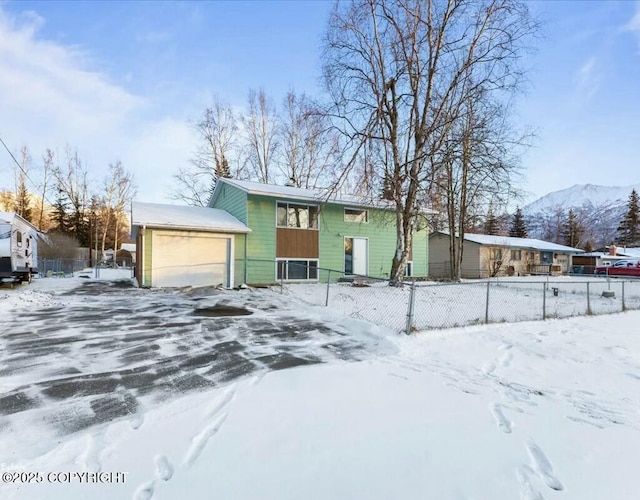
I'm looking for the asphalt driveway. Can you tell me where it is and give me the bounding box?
[0,278,381,438]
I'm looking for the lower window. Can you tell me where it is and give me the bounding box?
[276,259,318,281]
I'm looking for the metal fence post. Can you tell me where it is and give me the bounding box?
[485,281,490,324]
[542,282,546,320]
[325,270,331,307]
[586,281,591,315]
[405,281,416,335]
[622,281,626,312]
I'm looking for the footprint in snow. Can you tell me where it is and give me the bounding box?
[155,455,174,481]
[480,361,496,376]
[79,431,103,473]
[129,411,145,430]
[516,465,545,500]
[249,371,268,386]
[133,480,154,500]
[490,403,512,434]
[183,412,228,467]
[206,386,236,418]
[526,440,564,491]
[498,350,513,368]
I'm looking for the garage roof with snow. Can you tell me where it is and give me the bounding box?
[131,202,250,233]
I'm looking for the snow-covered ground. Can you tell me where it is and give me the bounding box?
[1,273,639,499]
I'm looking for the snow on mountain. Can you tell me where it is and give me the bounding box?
[524,183,640,214]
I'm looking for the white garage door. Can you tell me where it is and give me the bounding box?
[152,231,231,288]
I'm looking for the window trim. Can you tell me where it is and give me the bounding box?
[344,207,369,223]
[510,249,522,261]
[275,258,319,281]
[276,201,319,230]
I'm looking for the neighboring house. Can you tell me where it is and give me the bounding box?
[429,232,584,278]
[120,243,136,261]
[131,202,250,288]
[208,178,429,287]
[573,246,640,274]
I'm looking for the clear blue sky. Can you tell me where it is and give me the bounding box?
[1,0,639,205]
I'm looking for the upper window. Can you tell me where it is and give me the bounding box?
[277,202,318,229]
[344,208,368,223]
[16,231,23,245]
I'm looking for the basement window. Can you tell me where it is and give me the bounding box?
[344,208,368,223]
[276,259,319,281]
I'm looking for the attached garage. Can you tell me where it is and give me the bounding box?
[131,202,250,288]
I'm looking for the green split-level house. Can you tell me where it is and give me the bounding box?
[132,178,429,288]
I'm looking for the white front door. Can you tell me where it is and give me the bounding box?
[345,237,368,276]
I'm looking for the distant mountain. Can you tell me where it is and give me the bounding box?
[523,183,640,247]
[524,183,640,214]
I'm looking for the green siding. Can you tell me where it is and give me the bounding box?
[142,228,153,287]
[210,183,248,224]
[240,194,428,284]
[233,233,247,287]
[319,205,427,279]
[245,195,278,284]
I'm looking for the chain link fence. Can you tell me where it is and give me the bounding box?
[256,258,640,333]
[37,258,90,277]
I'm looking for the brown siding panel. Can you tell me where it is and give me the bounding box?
[277,228,319,258]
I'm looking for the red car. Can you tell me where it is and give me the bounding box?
[595,260,640,276]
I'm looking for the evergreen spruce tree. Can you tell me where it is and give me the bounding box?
[509,207,528,238]
[562,209,583,248]
[616,189,640,247]
[14,176,32,223]
[51,191,70,234]
[484,203,500,235]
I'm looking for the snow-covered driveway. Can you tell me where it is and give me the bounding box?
[0,274,387,448]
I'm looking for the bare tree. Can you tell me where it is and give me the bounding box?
[242,88,279,184]
[53,148,90,246]
[280,90,341,189]
[98,161,136,255]
[323,0,536,283]
[173,98,237,206]
[441,84,525,280]
[37,149,54,231]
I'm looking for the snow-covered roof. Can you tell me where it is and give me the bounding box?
[617,247,640,258]
[214,178,403,211]
[433,231,584,253]
[0,211,38,230]
[120,243,136,253]
[131,202,250,233]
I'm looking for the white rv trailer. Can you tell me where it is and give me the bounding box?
[0,211,39,283]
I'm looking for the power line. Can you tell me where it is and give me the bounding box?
[0,135,56,208]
